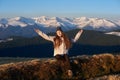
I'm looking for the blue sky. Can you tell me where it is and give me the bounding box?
[0,0,120,20]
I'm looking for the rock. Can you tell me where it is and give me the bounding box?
[0,53,120,80]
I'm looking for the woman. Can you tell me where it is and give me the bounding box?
[34,27,83,77]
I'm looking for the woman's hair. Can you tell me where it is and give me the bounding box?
[54,27,72,49]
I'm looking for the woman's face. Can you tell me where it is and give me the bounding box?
[56,30,62,37]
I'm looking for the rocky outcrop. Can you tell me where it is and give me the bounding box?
[0,53,120,80]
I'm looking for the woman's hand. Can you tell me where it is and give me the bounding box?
[34,28,40,33]
[79,29,83,33]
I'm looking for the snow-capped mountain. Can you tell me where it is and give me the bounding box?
[0,17,35,27]
[73,17,119,31]
[0,16,120,39]
[105,32,120,36]
[0,38,13,43]
[116,20,120,26]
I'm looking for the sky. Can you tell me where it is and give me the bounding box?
[0,0,120,20]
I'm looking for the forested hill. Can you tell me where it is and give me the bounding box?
[0,29,120,57]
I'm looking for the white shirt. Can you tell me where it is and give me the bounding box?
[37,30,82,56]
[54,37,68,56]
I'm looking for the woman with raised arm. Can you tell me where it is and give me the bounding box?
[34,27,83,77]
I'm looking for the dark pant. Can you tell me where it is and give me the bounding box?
[55,54,71,72]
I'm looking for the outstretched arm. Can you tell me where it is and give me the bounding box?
[72,29,83,43]
[34,29,55,42]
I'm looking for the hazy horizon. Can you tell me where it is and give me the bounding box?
[0,0,120,20]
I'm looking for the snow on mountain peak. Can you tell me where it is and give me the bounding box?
[12,17,22,21]
[116,20,120,26]
[73,17,118,31]
[0,16,120,39]
[89,18,116,28]
[40,16,49,21]
[0,18,9,28]
[105,32,120,36]
[3,17,35,27]
[0,16,119,30]
[34,16,65,27]
[80,17,89,21]
[0,18,8,24]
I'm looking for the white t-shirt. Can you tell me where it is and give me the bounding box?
[53,38,68,56]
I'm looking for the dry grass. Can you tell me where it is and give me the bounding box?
[0,53,120,80]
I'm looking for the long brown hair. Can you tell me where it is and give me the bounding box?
[53,27,72,49]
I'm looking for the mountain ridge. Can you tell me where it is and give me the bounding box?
[0,29,120,57]
[0,16,120,29]
[0,16,120,39]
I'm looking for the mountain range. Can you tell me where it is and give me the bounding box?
[0,16,120,39]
